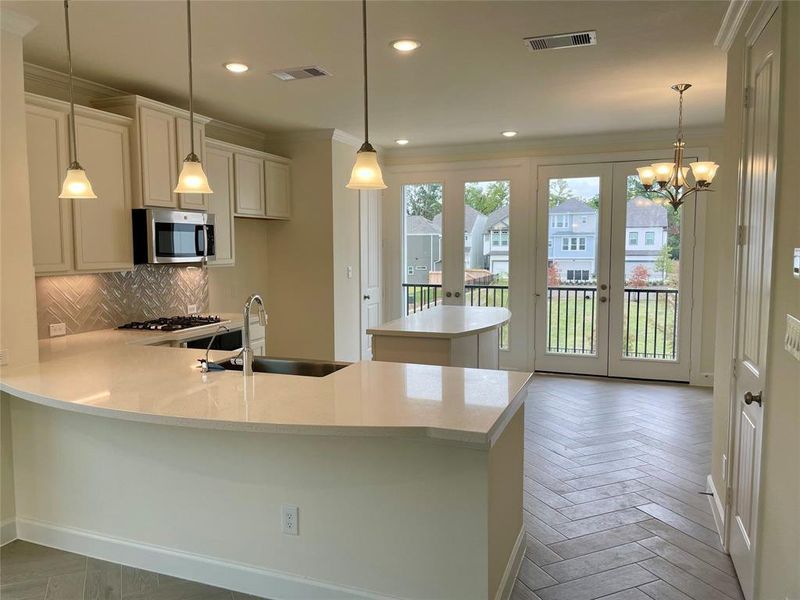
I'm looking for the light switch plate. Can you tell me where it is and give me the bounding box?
[49,323,67,337]
[785,314,800,361]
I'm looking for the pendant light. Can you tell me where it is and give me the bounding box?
[59,0,96,199]
[174,0,212,194]
[346,0,387,190]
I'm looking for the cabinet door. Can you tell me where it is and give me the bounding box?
[265,161,291,219]
[139,106,177,207]
[72,115,133,271]
[234,153,265,216]
[176,117,208,211]
[205,145,235,266]
[26,104,73,273]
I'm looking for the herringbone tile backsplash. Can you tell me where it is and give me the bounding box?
[36,265,208,339]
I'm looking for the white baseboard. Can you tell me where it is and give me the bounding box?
[0,517,17,546]
[707,474,726,548]
[495,525,526,600]
[15,517,398,600]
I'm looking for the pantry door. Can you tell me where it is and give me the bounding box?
[534,164,614,376]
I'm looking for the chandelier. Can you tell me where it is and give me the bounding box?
[635,84,719,211]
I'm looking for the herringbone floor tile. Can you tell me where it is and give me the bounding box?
[513,375,743,600]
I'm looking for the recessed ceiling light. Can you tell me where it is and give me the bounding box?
[501,131,518,138]
[391,39,422,53]
[395,139,410,145]
[224,62,249,73]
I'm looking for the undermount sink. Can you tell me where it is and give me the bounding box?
[217,356,350,377]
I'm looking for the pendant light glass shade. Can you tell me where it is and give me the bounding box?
[59,164,97,199]
[174,0,212,195]
[348,0,386,191]
[61,0,96,200]
[347,143,386,190]
[175,155,213,193]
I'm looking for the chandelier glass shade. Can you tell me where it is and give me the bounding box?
[635,84,719,211]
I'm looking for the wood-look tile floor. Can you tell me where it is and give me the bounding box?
[512,374,741,600]
[0,375,741,600]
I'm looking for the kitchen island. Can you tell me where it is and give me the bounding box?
[0,326,530,600]
[368,305,511,369]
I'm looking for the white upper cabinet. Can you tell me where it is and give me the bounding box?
[138,106,177,208]
[72,115,133,272]
[265,160,291,219]
[92,95,210,211]
[26,103,72,274]
[205,142,235,266]
[176,116,208,211]
[25,94,133,275]
[234,152,266,217]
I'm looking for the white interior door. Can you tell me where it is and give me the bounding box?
[534,164,613,376]
[729,7,781,598]
[360,189,382,360]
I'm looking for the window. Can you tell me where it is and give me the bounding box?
[581,215,588,224]
[562,237,586,252]
[548,239,553,248]
[629,232,639,246]
[565,269,590,282]
[578,237,586,251]
[562,238,569,251]
[551,215,568,228]
[645,231,655,246]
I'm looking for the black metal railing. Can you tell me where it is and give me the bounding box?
[545,286,679,360]
[402,283,509,349]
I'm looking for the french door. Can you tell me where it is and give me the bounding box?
[534,161,697,381]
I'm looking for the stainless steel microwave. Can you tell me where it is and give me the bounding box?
[132,209,215,264]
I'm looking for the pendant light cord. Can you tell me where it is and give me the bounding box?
[676,89,684,143]
[186,0,196,157]
[362,0,369,145]
[63,0,78,167]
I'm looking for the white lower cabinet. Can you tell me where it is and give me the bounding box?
[205,142,236,266]
[26,94,134,275]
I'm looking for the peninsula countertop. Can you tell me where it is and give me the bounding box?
[367,306,511,339]
[0,322,531,448]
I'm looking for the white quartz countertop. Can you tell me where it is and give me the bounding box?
[0,321,531,448]
[367,306,511,339]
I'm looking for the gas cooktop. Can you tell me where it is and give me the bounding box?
[118,315,221,332]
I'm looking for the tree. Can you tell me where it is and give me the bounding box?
[654,245,674,282]
[547,262,562,286]
[405,184,442,221]
[548,179,576,207]
[628,264,650,288]
[464,181,509,215]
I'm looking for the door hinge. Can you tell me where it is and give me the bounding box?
[737,224,747,246]
[744,86,753,109]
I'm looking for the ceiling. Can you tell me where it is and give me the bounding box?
[4,0,728,148]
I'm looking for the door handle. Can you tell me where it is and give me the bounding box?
[454,291,461,298]
[446,291,452,298]
[744,391,763,406]
[599,296,607,303]
[363,294,371,300]
[600,284,608,291]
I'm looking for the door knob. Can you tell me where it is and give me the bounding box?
[446,291,452,298]
[600,296,607,303]
[600,284,608,291]
[363,295,371,300]
[454,291,461,298]
[744,391,763,406]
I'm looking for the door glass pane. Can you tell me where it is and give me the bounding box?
[403,183,443,314]
[622,177,680,360]
[546,177,600,355]
[464,180,510,349]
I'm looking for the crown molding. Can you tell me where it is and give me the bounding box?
[0,10,37,37]
[382,126,724,165]
[24,62,128,103]
[332,129,364,148]
[714,0,752,52]
[205,120,268,152]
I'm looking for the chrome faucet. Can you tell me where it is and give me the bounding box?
[242,293,267,376]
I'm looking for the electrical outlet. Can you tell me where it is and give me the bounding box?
[346,265,353,279]
[49,323,67,337]
[281,504,299,536]
[187,304,199,314]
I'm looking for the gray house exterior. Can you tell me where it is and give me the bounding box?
[405,215,441,284]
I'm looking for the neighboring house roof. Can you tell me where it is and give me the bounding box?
[550,198,597,214]
[432,205,483,233]
[406,214,440,235]
[627,198,668,227]
[484,205,509,230]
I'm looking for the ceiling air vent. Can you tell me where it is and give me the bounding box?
[524,30,597,52]
[271,66,331,81]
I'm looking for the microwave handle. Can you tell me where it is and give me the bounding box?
[203,224,208,264]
